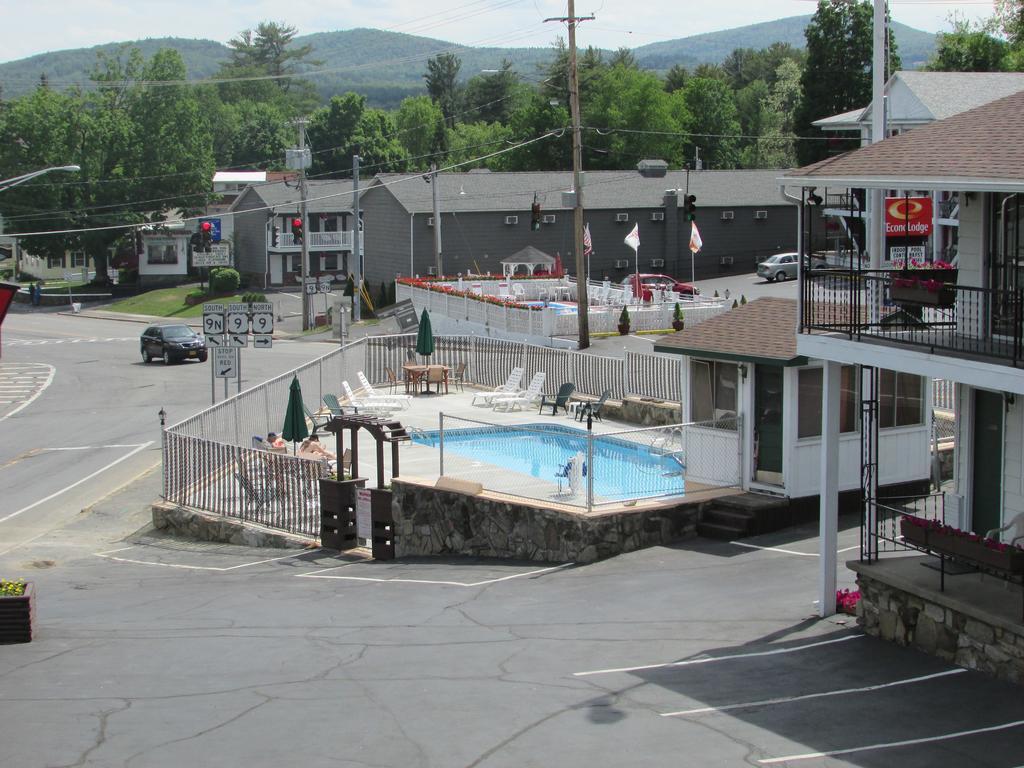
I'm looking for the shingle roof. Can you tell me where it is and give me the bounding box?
[235,180,356,214]
[867,71,1024,123]
[783,89,1024,189]
[653,297,801,363]
[369,169,791,214]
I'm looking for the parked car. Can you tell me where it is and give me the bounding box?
[140,324,207,364]
[620,273,699,301]
[756,252,828,282]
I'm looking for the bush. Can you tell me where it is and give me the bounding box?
[241,291,267,303]
[118,268,138,285]
[210,267,240,294]
[619,306,631,326]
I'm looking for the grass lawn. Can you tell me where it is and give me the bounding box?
[105,286,247,318]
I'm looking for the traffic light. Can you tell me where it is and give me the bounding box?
[531,201,541,231]
[271,225,279,247]
[200,220,213,250]
[684,194,697,221]
[291,217,303,244]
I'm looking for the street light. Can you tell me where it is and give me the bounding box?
[0,165,80,193]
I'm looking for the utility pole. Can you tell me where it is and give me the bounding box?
[296,119,312,331]
[546,1,595,349]
[352,152,362,323]
[430,163,443,277]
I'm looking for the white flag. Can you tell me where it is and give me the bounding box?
[689,221,703,254]
[624,223,640,253]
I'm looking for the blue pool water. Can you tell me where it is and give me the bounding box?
[412,423,684,501]
[521,301,577,314]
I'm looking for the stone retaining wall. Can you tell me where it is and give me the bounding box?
[856,571,1024,685]
[152,502,312,549]
[391,480,704,563]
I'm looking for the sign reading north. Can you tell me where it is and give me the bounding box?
[885,197,933,237]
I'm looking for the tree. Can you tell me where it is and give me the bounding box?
[447,121,513,170]
[663,64,689,93]
[794,0,900,165]
[501,92,570,172]
[424,53,462,128]
[461,61,526,124]
[219,21,319,109]
[929,18,1009,71]
[307,93,403,176]
[681,77,741,169]
[395,96,446,171]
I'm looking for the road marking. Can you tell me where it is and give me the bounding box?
[297,562,573,587]
[758,719,1024,764]
[0,363,55,423]
[661,669,966,717]
[5,336,134,345]
[0,442,153,524]
[573,634,862,677]
[94,547,320,571]
[729,541,860,557]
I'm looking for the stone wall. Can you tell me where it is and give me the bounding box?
[856,571,1024,685]
[152,502,312,549]
[391,480,703,563]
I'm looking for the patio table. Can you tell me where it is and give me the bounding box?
[402,363,450,395]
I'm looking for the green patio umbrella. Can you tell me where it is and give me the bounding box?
[281,375,309,448]
[415,308,435,358]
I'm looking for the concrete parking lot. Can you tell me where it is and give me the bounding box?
[3,471,1024,768]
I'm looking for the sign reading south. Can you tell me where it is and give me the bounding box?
[885,197,933,238]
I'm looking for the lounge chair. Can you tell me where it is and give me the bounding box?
[539,382,576,415]
[356,372,412,409]
[341,381,395,415]
[491,372,546,412]
[575,389,611,422]
[471,367,524,406]
[322,393,348,418]
[304,403,333,430]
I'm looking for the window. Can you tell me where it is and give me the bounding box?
[71,251,87,268]
[691,360,738,423]
[879,370,924,428]
[290,254,302,272]
[147,243,177,265]
[47,255,65,269]
[323,253,338,271]
[798,365,858,438]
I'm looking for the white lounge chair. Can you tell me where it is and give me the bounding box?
[471,367,524,406]
[341,381,395,416]
[492,372,546,412]
[356,372,412,409]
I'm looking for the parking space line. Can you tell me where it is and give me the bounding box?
[730,541,860,557]
[94,546,321,571]
[297,562,572,587]
[758,719,1024,764]
[0,363,54,423]
[573,634,862,677]
[661,668,966,717]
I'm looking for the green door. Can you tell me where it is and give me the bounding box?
[972,389,1003,535]
[754,365,784,483]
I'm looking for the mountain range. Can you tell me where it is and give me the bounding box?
[0,16,937,108]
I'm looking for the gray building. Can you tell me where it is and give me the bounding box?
[230,180,357,288]
[359,169,798,287]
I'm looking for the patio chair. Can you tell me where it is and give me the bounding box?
[986,512,1024,547]
[422,364,447,394]
[322,393,348,418]
[492,372,546,412]
[450,362,468,392]
[356,371,412,409]
[575,389,611,422]
[384,367,401,394]
[341,380,395,415]
[539,382,576,416]
[303,403,333,431]
[471,367,524,406]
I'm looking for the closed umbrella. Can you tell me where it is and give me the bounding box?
[281,375,309,450]
[415,309,437,393]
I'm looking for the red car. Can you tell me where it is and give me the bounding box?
[620,274,699,302]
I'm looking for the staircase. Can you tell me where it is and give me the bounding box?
[697,493,792,540]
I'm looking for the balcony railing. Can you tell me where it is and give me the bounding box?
[275,231,356,250]
[801,268,1024,367]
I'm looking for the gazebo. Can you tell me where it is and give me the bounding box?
[500,246,557,279]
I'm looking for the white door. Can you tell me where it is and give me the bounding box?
[270,254,283,285]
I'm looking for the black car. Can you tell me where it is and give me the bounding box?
[140,324,207,364]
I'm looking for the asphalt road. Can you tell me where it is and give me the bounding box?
[0,307,331,556]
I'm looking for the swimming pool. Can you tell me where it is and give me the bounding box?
[521,301,577,315]
[412,423,684,502]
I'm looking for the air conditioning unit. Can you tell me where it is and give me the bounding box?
[614,259,629,268]
[427,266,437,275]
[721,211,735,220]
[650,258,665,268]
[504,215,518,225]
[719,256,734,266]
[754,210,768,220]
[650,211,665,221]
[615,212,629,223]
[426,216,434,227]
[542,214,556,224]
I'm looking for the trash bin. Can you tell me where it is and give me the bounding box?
[71,302,82,314]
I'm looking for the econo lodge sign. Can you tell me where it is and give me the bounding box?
[885,196,933,237]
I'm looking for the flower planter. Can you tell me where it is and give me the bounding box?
[319,476,367,550]
[0,582,35,644]
[370,488,395,560]
[671,320,685,331]
[618,324,630,336]
[901,517,1024,574]
[900,518,929,549]
[890,282,956,307]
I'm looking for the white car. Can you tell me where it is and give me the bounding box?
[756,252,828,282]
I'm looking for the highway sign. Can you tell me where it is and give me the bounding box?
[202,305,225,334]
[205,334,225,347]
[304,279,318,295]
[251,311,274,334]
[213,348,237,378]
[253,334,273,348]
[318,276,334,293]
[226,306,249,334]
[251,302,273,313]
[228,333,248,348]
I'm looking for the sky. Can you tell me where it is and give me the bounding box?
[0,0,997,64]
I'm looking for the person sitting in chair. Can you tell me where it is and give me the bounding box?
[266,432,286,450]
[298,433,335,461]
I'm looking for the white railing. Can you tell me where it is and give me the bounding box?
[932,379,955,412]
[277,231,356,249]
